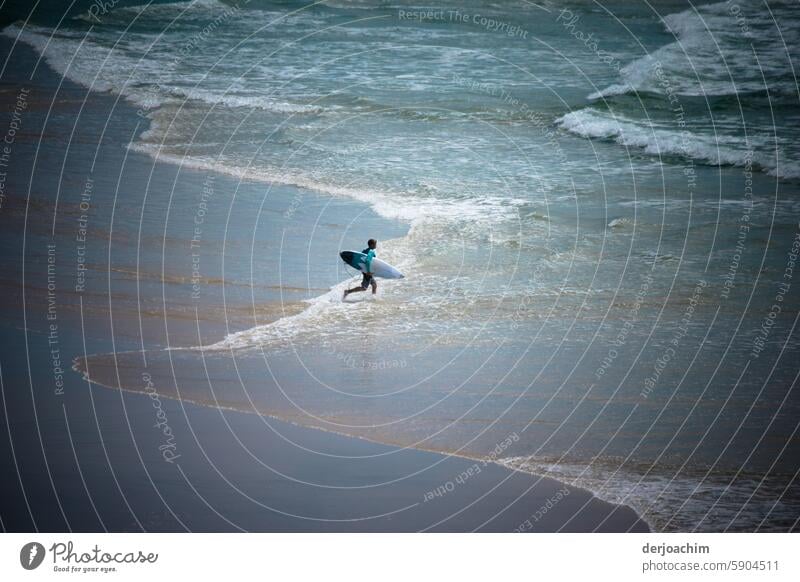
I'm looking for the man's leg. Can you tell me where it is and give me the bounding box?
[371,279,377,295]
[344,274,370,299]
[344,285,366,298]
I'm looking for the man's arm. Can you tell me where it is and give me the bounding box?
[364,249,375,273]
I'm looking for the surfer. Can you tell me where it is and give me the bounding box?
[343,239,378,298]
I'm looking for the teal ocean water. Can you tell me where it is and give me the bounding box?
[7,0,800,531]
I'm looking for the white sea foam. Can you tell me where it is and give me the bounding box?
[129,145,521,225]
[3,24,135,94]
[3,23,323,115]
[500,456,800,532]
[73,0,233,22]
[201,286,349,351]
[579,0,800,179]
[608,217,632,229]
[557,108,800,179]
[5,16,531,353]
[588,0,800,100]
[126,143,527,351]
[177,87,324,114]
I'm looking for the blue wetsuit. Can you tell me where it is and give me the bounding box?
[360,247,376,289]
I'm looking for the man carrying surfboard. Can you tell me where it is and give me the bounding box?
[343,239,378,299]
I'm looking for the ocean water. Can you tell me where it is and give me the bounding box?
[8,0,800,531]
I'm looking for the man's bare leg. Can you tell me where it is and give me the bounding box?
[343,286,366,299]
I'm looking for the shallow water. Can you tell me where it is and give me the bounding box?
[9,0,800,531]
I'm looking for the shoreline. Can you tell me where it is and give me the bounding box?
[72,354,653,531]
[3,0,800,535]
[0,30,652,533]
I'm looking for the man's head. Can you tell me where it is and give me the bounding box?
[367,239,377,249]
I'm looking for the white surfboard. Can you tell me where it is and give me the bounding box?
[339,250,404,279]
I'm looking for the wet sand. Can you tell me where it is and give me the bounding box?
[0,35,648,532]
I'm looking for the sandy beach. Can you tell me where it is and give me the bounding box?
[0,34,648,533]
[2,0,799,535]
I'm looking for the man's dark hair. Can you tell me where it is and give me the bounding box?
[367,239,377,248]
